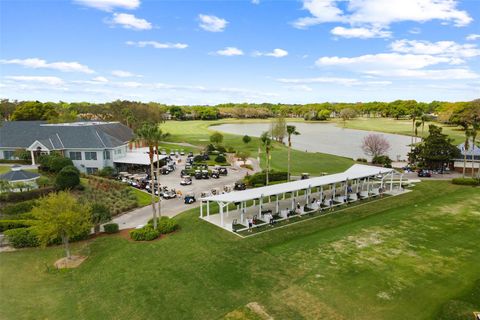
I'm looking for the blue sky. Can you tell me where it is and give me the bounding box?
[0,0,479,104]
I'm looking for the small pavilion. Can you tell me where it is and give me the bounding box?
[0,165,40,191]
[200,164,404,232]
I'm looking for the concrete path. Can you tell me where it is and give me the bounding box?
[112,156,259,230]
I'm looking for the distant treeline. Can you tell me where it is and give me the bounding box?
[1,99,478,129]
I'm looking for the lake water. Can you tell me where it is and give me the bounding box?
[214,122,412,161]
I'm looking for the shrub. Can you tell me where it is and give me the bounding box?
[245,171,288,186]
[50,157,74,173]
[129,225,160,241]
[4,228,39,248]
[205,144,216,152]
[91,203,111,233]
[36,176,51,188]
[0,219,33,232]
[372,155,392,168]
[55,165,80,190]
[356,158,368,163]
[98,166,115,178]
[103,223,119,234]
[216,145,227,153]
[193,155,204,163]
[0,187,55,203]
[226,145,236,153]
[452,178,480,186]
[215,155,227,163]
[158,218,179,234]
[1,200,37,216]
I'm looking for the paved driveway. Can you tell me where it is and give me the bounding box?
[112,156,257,230]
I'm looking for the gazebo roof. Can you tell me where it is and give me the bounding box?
[0,167,40,182]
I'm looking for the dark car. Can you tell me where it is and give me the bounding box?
[417,170,432,177]
[194,170,202,179]
[201,170,210,179]
[234,181,246,191]
[184,193,196,204]
[218,167,228,175]
[210,170,220,179]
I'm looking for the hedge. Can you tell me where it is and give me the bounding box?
[0,219,33,232]
[245,171,288,187]
[148,217,179,234]
[0,187,55,203]
[129,225,160,241]
[451,178,480,186]
[4,228,39,248]
[0,159,29,164]
[103,223,119,234]
[1,200,37,216]
[215,155,226,163]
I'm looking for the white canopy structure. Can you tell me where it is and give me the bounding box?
[114,153,167,165]
[200,164,404,232]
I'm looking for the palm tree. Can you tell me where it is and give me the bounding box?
[260,131,272,185]
[414,121,422,144]
[136,123,159,229]
[153,128,170,219]
[420,114,429,138]
[462,127,471,178]
[471,122,478,178]
[286,125,300,181]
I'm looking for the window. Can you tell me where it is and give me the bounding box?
[3,151,15,160]
[69,152,82,160]
[85,152,97,160]
[104,150,111,160]
[86,167,98,174]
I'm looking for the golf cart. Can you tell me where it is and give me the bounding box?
[163,189,177,199]
[160,149,167,155]
[180,150,185,156]
[201,170,210,179]
[301,173,310,180]
[180,175,192,185]
[184,193,196,204]
[210,169,220,179]
[194,170,202,179]
[218,167,228,175]
[234,181,246,191]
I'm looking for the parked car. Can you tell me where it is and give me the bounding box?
[417,170,432,177]
[194,170,202,179]
[180,175,192,185]
[201,170,210,179]
[184,193,196,204]
[211,169,220,179]
[163,189,177,199]
[234,181,246,191]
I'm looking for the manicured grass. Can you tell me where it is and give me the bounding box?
[335,117,466,144]
[1,181,479,320]
[0,165,11,174]
[162,119,354,176]
[130,187,158,207]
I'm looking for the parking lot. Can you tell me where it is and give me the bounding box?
[112,155,255,230]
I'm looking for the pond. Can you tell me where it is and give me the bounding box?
[214,122,413,161]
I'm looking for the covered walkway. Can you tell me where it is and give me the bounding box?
[200,164,406,232]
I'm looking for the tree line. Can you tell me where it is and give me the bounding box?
[1,99,478,128]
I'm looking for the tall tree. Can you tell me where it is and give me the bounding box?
[260,131,272,185]
[270,117,286,143]
[153,127,170,220]
[32,191,92,259]
[361,134,390,158]
[471,123,478,178]
[462,127,471,178]
[136,123,159,229]
[286,125,300,181]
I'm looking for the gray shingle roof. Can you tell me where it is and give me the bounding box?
[0,121,133,149]
[0,169,40,182]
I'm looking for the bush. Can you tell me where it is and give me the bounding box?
[1,200,37,216]
[205,144,216,152]
[36,176,51,188]
[0,187,55,203]
[103,223,119,234]
[97,166,115,178]
[356,158,368,163]
[452,178,480,186]
[226,145,236,153]
[216,145,227,153]
[245,171,288,186]
[50,157,74,173]
[55,165,80,190]
[215,155,227,163]
[372,155,392,168]
[129,225,160,241]
[4,228,39,248]
[0,219,33,232]
[193,155,204,163]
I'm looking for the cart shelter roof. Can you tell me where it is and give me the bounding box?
[113,153,167,165]
[202,164,394,203]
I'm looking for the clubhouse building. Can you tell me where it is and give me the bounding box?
[0,121,159,174]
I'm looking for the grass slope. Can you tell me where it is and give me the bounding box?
[161,120,354,176]
[1,181,479,320]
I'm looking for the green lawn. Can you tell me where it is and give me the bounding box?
[161,119,354,176]
[130,187,158,207]
[1,181,479,320]
[0,165,10,174]
[335,117,466,144]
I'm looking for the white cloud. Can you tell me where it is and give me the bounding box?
[331,26,391,38]
[390,39,480,58]
[251,0,260,4]
[365,68,479,80]
[108,13,152,30]
[92,76,108,82]
[316,53,454,70]
[5,76,64,86]
[198,14,228,32]
[126,40,188,49]
[111,70,141,77]
[254,48,288,58]
[0,58,94,73]
[466,34,480,41]
[214,47,244,56]
[277,76,392,87]
[294,0,472,34]
[74,0,140,11]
